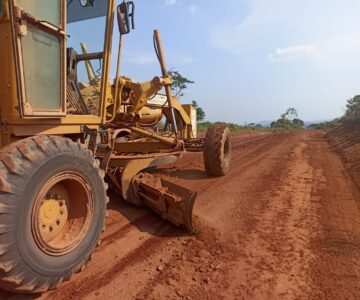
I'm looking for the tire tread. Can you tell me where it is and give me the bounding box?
[203,125,231,176]
[0,136,108,293]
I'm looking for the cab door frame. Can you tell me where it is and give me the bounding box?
[9,0,66,118]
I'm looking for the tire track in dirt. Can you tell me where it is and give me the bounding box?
[80,132,299,300]
[192,133,298,233]
[44,221,171,300]
[76,133,282,300]
[133,219,233,300]
[226,138,321,299]
[73,132,292,300]
[135,132,306,299]
[99,211,152,249]
[157,133,288,199]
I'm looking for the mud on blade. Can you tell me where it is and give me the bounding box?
[135,174,197,232]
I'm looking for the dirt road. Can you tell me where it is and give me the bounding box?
[2,130,360,300]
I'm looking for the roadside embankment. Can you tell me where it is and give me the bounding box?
[327,125,360,188]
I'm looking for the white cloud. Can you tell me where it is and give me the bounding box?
[165,0,177,5]
[210,0,360,69]
[267,45,317,63]
[189,4,198,15]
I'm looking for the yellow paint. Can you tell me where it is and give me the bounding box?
[39,200,60,224]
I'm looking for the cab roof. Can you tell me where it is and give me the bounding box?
[67,0,108,23]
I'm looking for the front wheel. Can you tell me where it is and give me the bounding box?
[203,125,232,176]
[0,136,108,293]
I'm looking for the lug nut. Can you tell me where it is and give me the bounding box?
[49,225,53,232]
[56,220,60,226]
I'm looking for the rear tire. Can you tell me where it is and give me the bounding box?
[203,125,231,176]
[0,136,108,293]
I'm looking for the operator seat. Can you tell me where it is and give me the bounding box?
[66,48,89,114]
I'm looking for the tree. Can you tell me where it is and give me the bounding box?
[282,107,298,122]
[168,71,205,122]
[345,95,360,121]
[271,117,292,130]
[271,108,304,130]
[292,118,304,128]
[168,71,194,99]
[192,100,206,122]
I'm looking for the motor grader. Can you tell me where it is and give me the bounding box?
[0,0,231,293]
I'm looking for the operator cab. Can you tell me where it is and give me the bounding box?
[66,0,108,116]
[66,0,135,116]
[9,0,134,118]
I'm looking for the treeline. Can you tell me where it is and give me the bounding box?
[343,95,360,122]
[309,95,360,129]
[198,122,265,133]
[307,119,342,130]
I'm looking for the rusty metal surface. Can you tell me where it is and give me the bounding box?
[120,155,180,202]
[184,138,205,152]
[133,173,196,232]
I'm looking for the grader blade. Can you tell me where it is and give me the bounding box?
[135,174,197,232]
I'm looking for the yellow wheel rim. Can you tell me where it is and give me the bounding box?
[39,195,68,242]
[32,172,94,256]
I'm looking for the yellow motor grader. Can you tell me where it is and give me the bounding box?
[0,0,231,293]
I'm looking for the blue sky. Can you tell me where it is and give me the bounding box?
[68,0,360,123]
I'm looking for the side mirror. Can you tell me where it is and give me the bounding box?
[117,1,135,35]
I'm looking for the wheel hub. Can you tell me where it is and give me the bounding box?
[39,195,68,242]
[32,172,94,256]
